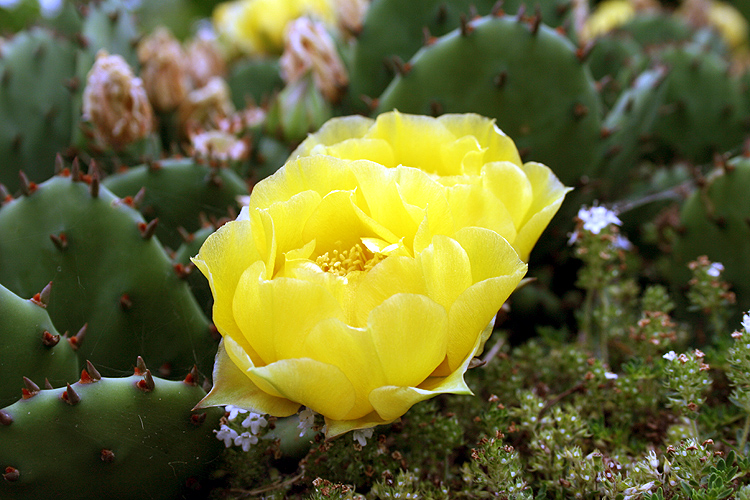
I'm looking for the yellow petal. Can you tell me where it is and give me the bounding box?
[250,155,358,210]
[247,358,357,420]
[261,190,321,276]
[437,113,522,167]
[418,235,473,311]
[232,262,344,363]
[354,255,427,325]
[197,338,301,416]
[443,228,527,371]
[445,182,517,245]
[192,218,265,366]
[512,162,573,261]
[301,318,385,419]
[481,161,533,230]
[440,134,484,176]
[366,110,456,173]
[368,293,448,388]
[291,113,375,157]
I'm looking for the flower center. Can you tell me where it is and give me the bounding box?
[315,243,383,277]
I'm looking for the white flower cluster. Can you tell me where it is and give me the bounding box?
[577,206,622,235]
[706,262,725,278]
[213,405,268,452]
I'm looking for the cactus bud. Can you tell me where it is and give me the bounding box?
[82,50,154,150]
[137,27,190,113]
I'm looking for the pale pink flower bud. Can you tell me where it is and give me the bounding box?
[82,50,154,150]
[178,77,235,135]
[185,31,228,88]
[137,27,190,112]
[189,130,249,163]
[280,17,348,103]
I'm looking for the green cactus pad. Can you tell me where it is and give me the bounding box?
[647,43,746,164]
[103,158,249,251]
[0,366,223,500]
[0,283,79,408]
[0,171,216,378]
[0,27,78,191]
[376,13,603,187]
[671,157,750,315]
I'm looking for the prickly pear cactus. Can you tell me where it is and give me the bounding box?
[376,12,603,187]
[0,361,223,500]
[671,156,750,315]
[0,27,78,191]
[347,0,573,114]
[173,225,216,316]
[644,43,746,164]
[0,165,216,377]
[102,157,249,250]
[0,282,79,408]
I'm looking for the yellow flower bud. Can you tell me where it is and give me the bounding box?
[82,50,154,150]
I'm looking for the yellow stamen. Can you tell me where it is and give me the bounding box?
[315,243,384,277]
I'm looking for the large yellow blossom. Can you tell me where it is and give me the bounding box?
[291,111,571,261]
[194,155,531,436]
[213,0,335,56]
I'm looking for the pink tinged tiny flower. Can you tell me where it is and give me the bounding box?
[214,424,239,447]
[663,351,678,361]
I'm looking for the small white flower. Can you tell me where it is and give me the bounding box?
[214,424,238,448]
[604,372,618,380]
[241,412,268,435]
[742,312,750,333]
[225,405,248,421]
[577,206,622,235]
[234,431,259,452]
[353,427,374,446]
[612,234,633,251]
[663,351,677,361]
[297,407,316,437]
[707,262,724,278]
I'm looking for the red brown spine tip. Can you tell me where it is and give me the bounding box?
[177,226,194,243]
[136,369,155,392]
[459,14,474,36]
[67,324,87,350]
[529,10,542,35]
[42,330,60,347]
[22,377,40,399]
[86,360,102,381]
[184,365,199,386]
[44,378,53,390]
[62,383,80,405]
[3,467,19,482]
[135,356,148,376]
[50,232,68,251]
[30,281,52,308]
[134,187,146,207]
[101,449,115,463]
[90,171,100,198]
[139,219,159,240]
[79,369,93,384]
[18,171,37,196]
[0,183,12,204]
[576,42,594,62]
[55,153,64,174]
[190,412,207,426]
[391,56,411,76]
[119,293,132,311]
[0,410,13,426]
[573,103,589,120]
[71,157,81,181]
[491,0,504,16]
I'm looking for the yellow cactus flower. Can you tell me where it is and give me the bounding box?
[580,0,636,41]
[194,155,531,436]
[213,0,336,56]
[291,111,571,261]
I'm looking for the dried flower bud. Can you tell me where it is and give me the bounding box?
[280,17,348,103]
[178,77,235,135]
[82,50,154,150]
[137,27,190,112]
[334,0,369,36]
[185,31,227,88]
[189,130,249,162]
